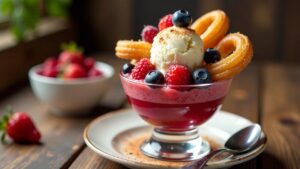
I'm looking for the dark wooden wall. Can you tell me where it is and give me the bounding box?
[77,0,300,62]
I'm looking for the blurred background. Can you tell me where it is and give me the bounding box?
[0,0,299,94]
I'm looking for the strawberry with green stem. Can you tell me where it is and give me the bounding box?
[58,41,84,65]
[0,107,41,144]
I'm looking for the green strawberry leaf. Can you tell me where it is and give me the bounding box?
[0,122,3,130]
[1,132,5,143]
[0,114,8,131]
[61,41,83,53]
[2,114,9,124]
[0,106,12,132]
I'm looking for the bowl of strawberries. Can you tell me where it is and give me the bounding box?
[28,42,114,116]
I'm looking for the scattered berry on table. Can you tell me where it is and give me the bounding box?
[0,110,41,144]
[141,25,159,43]
[158,14,173,31]
[204,48,221,64]
[192,68,212,84]
[165,65,191,85]
[122,63,135,74]
[131,58,155,80]
[172,10,192,27]
[145,70,165,84]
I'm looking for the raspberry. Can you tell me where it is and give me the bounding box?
[166,65,191,85]
[158,14,173,31]
[141,25,159,43]
[131,58,155,80]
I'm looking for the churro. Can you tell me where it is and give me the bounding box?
[115,40,151,60]
[207,33,253,81]
[191,10,229,49]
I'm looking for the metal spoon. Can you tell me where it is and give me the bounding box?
[183,124,262,169]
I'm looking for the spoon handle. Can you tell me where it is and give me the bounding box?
[182,148,227,169]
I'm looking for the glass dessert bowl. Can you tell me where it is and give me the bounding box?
[120,73,232,160]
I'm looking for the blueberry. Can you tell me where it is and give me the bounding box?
[192,68,212,84]
[145,70,165,84]
[122,63,134,74]
[172,10,192,27]
[204,48,221,64]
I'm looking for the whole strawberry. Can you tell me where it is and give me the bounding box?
[41,67,58,78]
[0,110,41,143]
[43,57,58,69]
[58,42,84,65]
[41,57,59,77]
[63,63,86,79]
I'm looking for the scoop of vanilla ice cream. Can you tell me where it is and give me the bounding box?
[150,26,203,74]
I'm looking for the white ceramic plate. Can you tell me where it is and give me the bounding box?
[84,109,266,169]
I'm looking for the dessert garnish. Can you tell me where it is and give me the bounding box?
[115,40,151,60]
[191,10,229,49]
[145,70,165,85]
[165,64,191,85]
[172,10,192,27]
[115,9,253,84]
[130,58,155,80]
[122,63,135,74]
[192,68,212,84]
[141,25,159,43]
[204,48,221,64]
[158,14,173,31]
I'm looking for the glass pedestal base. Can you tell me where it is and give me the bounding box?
[140,128,210,161]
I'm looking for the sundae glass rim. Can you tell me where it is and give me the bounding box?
[120,72,232,88]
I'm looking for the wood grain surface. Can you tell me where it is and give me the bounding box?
[260,64,300,169]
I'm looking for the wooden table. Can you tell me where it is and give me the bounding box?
[0,56,299,169]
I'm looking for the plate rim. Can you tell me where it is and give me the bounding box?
[83,108,267,169]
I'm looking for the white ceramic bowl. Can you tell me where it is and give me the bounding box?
[28,61,114,116]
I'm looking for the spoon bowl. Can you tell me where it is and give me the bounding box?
[225,124,261,153]
[183,124,262,169]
